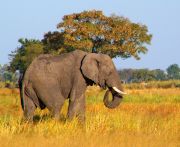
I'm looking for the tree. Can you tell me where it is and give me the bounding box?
[0,64,18,84]
[167,64,180,79]
[9,38,44,73]
[9,10,152,73]
[152,69,167,80]
[118,68,168,83]
[43,31,65,54]
[130,69,156,82]
[118,69,133,83]
[43,10,152,59]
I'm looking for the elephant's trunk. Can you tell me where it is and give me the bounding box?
[103,88,123,109]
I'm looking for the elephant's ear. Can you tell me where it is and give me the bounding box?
[81,53,99,84]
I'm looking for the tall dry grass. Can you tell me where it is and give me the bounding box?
[0,86,179,147]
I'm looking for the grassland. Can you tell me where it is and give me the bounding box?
[0,86,179,147]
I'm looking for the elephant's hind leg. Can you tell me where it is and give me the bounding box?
[34,84,65,120]
[23,93,36,122]
[33,77,66,120]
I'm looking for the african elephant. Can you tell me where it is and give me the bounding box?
[20,50,126,122]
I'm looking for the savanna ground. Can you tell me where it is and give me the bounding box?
[0,82,179,147]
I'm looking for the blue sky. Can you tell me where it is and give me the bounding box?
[0,0,179,70]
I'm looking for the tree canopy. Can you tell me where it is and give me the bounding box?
[43,10,152,59]
[167,64,180,79]
[9,38,44,73]
[10,10,152,73]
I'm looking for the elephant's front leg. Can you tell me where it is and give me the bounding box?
[67,93,85,123]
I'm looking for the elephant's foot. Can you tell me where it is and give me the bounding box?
[67,110,86,126]
[53,113,60,121]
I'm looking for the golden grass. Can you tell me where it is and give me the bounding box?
[128,88,180,95]
[0,88,19,95]
[0,87,179,147]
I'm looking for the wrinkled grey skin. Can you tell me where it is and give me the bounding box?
[20,50,124,122]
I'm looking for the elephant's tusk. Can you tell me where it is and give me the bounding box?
[112,87,127,95]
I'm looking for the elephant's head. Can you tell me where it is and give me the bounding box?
[81,53,126,109]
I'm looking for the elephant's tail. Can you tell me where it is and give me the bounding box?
[19,74,23,110]
[21,79,25,111]
[20,72,28,111]
[20,65,32,111]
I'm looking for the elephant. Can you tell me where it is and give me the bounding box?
[20,50,126,122]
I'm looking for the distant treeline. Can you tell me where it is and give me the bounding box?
[0,63,179,88]
[124,80,180,89]
[0,64,19,88]
[118,64,180,83]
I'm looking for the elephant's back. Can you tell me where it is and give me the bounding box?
[23,54,54,82]
[24,53,74,82]
[24,50,86,83]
